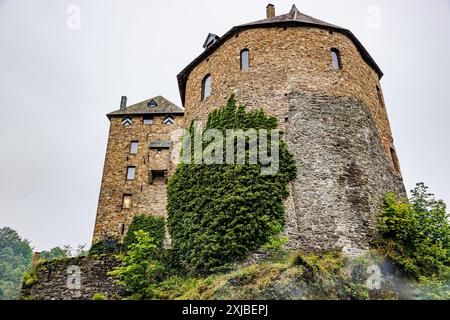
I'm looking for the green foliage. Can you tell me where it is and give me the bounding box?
[108,230,165,298]
[378,183,450,279]
[167,95,297,274]
[0,227,33,300]
[92,293,107,300]
[22,271,37,288]
[123,215,165,250]
[89,237,122,255]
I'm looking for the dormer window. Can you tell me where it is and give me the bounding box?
[203,33,220,49]
[331,48,342,70]
[201,74,212,101]
[121,116,132,126]
[148,100,158,107]
[164,115,174,125]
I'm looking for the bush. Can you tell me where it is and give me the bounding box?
[89,237,122,255]
[378,183,450,279]
[167,95,297,274]
[123,215,165,250]
[92,293,106,300]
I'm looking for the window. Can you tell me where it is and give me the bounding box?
[240,49,250,71]
[126,166,136,180]
[148,100,158,107]
[143,116,154,125]
[376,85,384,107]
[201,74,212,101]
[120,223,125,235]
[121,116,132,126]
[130,141,139,154]
[331,48,342,70]
[164,115,174,125]
[122,194,132,209]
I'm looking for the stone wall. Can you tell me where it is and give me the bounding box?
[283,92,405,254]
[20,255,123,300]
[92,114,184,243]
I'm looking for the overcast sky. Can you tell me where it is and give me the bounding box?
[0,0,449,252]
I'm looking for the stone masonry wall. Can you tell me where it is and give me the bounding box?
[284,92,405,254]
[20,255,123,300]
[183,27,398,170]
[92,114,184,243]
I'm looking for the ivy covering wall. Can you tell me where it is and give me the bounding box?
[167,96,297,273]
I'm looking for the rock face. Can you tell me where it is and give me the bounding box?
[284,92,405,254]
[20,255,124,300]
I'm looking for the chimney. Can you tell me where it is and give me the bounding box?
[266,4,275,18]
[120,96,127,111]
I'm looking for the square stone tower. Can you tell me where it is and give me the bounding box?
[92,96,184,244]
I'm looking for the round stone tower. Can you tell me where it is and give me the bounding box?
[177,4,405,255]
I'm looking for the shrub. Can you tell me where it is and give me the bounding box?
[123,215,165,250]
[108,230,165,299]
[92,293,106,300]
[378,183,450,279]
[167,95,297,274]
[89,237,122,255]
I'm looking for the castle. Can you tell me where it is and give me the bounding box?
[93,4,405,255]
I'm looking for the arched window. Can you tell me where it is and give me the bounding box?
[201,74,212,101]
[121,116,132,126]
[376,85,385,107]
[240,49,250,71]
[164,115,174,125]
[331,48,342,70]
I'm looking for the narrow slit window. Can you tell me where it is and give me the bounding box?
[120,223,125,235]
[121,116,132,126]
[376,85,385,107]
[126,166,136,180]
[130,141,139,154]
[122,194,132,209]
[331,48,342,70]
[240,49,250,71]
[201,74,212,101]
[390,148,400,172]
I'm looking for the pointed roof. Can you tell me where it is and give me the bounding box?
[107,95,184,119]
[242,5,341,29]
[177,5,383,106]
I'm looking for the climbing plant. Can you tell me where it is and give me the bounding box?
[123,215,165,250]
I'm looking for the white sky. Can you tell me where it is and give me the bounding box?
[0,0,449,251]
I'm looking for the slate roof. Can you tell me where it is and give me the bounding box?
[177,5,383,106]
[107,96,184,119]
[149,140,172,149]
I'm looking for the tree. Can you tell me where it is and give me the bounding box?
[0,227,33,300]
[108,230,165,298]
[167,96,297,273]
[378,183,450,278]
[40,245,72,260]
